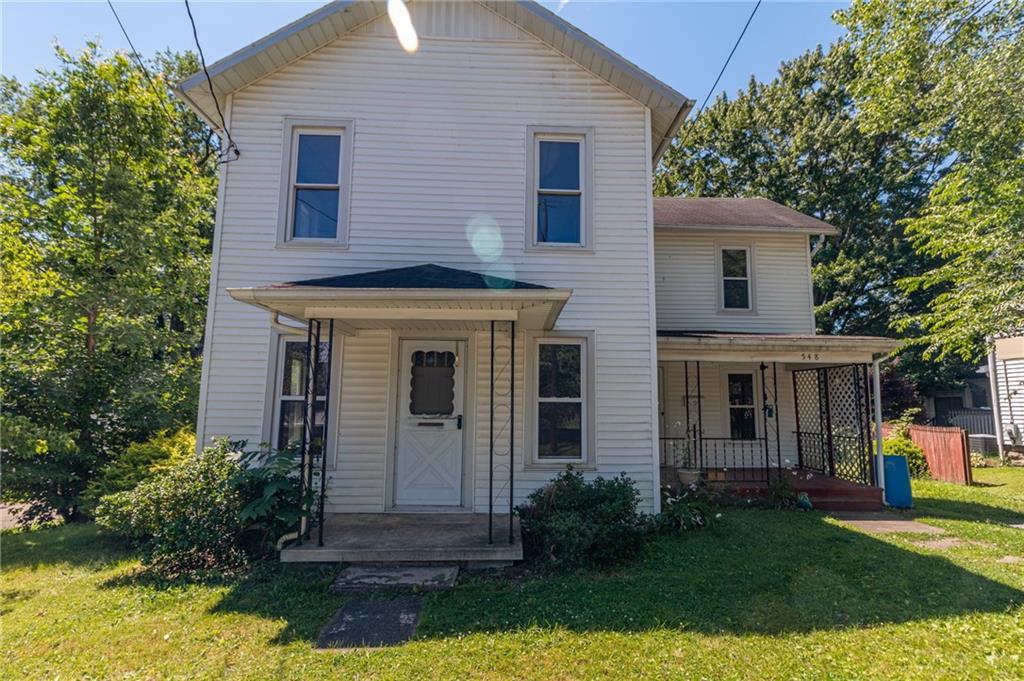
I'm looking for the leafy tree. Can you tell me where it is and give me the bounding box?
[0,44,217,518]
[838,0,1024,361]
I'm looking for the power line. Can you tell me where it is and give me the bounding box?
[183,0,239,163]
[938,0,995,47]
[677,0,763,150]
[105,0,179,128]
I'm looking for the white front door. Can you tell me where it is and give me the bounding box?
[394,340,465,507]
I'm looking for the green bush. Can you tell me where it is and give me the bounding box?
[0,413,96,522]
[96,440,248,574]
[231,446,314,551]
[81,428,195,515]
[884,436,931,478]
[653,487,713,532]
[517,468,647,569]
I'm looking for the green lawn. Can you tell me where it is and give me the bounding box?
[3,471,1024,680]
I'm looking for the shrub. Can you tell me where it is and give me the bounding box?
[81,427,195,515]
[517,468,647,569]
[96,440,248,574]
[653,487,712,533]
[884,436,930,478]
[0,413,96,522]
[231,445,314,551]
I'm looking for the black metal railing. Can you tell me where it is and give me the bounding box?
[660,431,778,483]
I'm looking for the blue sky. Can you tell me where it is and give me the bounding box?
[2,1,847,113]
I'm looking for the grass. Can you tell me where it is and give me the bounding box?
[3,470,1024,680]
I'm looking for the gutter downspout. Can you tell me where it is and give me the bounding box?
[872,354,887,500]
[987,341,1007,463]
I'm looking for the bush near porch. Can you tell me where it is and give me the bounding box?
[3,468,1023,679]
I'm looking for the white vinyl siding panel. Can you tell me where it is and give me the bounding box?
[654,230,815,333]
[995,355,1024,445]
[198,10,659,510]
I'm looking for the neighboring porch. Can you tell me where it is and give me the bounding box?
[657,331,899,506]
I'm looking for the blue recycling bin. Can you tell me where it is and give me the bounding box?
[883,455,913,508]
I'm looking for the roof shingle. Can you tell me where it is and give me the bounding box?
[654,197,837,234]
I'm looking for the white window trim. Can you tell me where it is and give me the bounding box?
[263,330,343,470]
[276,117,354,249]
[524,331,596,468]
[525,126,595,252]
[720,369,762,441]
[716,242,757,314]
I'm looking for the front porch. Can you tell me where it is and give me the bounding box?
[657,331,899,502]
[280,513,523,564]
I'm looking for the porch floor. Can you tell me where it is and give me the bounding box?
[280,513,522,564]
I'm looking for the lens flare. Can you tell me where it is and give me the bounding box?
[387,0,419,53]
[465,214,504,263]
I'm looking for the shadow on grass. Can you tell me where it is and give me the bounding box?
[911,496,1024,525]
[8,511,1022,644]
[1,522,128,570]
[408,510,1024,639]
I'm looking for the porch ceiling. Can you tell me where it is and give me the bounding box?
[657,331,898,365]
[228,285,571,332]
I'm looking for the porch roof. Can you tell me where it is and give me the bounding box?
[228,264,571,332]
[657,330,898,364]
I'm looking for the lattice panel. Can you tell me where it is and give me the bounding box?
[792,364,873,485]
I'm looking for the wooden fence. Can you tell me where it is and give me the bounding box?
[882,423,973,485]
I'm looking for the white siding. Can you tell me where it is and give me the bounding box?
[199,2,660,510]
[995,355,1024,445]
[325,331,391,513]
[654,229,815,333]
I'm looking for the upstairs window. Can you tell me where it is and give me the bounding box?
[291,132,341,239]
[720,246,752,310]
[278,119,352,247]
[528,128,593,250]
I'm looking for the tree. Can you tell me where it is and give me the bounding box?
[0,44,217,518]
[656,44,941,340]
[655,43,971,394]
[838,0,1024,361]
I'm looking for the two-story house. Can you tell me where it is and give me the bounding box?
[176,0,896,563]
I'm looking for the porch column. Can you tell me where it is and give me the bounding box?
[872,357,886,494]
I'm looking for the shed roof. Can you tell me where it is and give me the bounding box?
[653,197,839,235]
[175,0,692,164]
[274,263,548,290]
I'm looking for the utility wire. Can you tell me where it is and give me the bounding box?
[184,0,240,163]
[938,0,994,47]
[106,0,179,128]
[676,0,763,150]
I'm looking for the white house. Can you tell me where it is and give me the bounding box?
[989,336,1024,456]
[176,0,896,562]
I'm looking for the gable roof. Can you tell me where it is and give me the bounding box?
[175,0,693,164]
[273,263,549,290]
[653,197,839,235]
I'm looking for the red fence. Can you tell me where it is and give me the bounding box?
[882,423,973,485]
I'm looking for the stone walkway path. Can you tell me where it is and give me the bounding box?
[316,595,422,649]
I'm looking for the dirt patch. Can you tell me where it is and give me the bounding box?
[996,555,1023,564]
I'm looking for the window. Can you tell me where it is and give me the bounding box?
[536,340,585,460]
[278,118,352,247]
[409,350,456,416]
[274,340,329,451]
[720,246,752,310]
[527,127,593,249]
[727,373,757,440]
